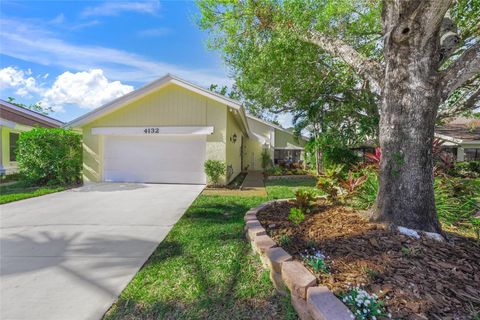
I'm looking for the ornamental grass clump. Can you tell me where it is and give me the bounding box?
[341,286,390,320]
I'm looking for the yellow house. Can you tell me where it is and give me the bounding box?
[0,99,64,175]
[67,74,306,185]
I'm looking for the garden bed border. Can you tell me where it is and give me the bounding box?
[245,200,354,320]
[266,175,313,181]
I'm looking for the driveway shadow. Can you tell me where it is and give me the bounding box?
[1,232,174,297]
[73,182,148,192]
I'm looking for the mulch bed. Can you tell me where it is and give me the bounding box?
[257,200,480,320]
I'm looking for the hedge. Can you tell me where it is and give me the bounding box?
[16,128,82,185]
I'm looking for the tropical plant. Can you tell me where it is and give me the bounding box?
[288,207,305,225]
[317,164,344,203]
[365,147,381,165]
[16,128,82,185]
[204,160,226,186]
[434,176,480,237]
[341,171,368,194]
[294,188,316,213]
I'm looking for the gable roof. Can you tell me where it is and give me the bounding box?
[436,119,480,142]
[66,73,305,141]
[246,113,309,141]
[0,99,64,127]
[67,74,247,129]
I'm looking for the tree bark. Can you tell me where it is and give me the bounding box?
[371,1,450,233]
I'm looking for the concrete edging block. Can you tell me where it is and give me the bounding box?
[307,286,354,320]
[281,261,316,300]
[266,247,292,273]
[253,234,276,255]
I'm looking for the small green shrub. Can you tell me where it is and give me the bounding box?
[288,207,305,225]
[294,188,316,213]
[453,161,480,178]
[261,149,272,171]
[16,128,82,185]
[265,165,283,176]
[204,160,226,185]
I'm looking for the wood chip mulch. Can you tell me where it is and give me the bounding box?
[257,201,480,320]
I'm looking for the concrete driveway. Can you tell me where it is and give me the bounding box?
[0,183,204,320]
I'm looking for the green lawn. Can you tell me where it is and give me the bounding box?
[265,177,319,199]
[104,194,301,320]
[0,181,66,204]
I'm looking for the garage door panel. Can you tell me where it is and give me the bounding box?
[103,135,206,184]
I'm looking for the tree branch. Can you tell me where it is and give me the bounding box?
[437,85,480,120]
[440,42,480,101]
[303,30,384,95]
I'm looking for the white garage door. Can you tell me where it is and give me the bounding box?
[103,135,206,184]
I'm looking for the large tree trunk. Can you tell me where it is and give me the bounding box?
[372,1,448,233]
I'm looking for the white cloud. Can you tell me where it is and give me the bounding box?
[138,27,171,37]
[0,67,134,111]
[41,69,134,110]
[0,66,43,97]
[0,17,231,87]
[81,1,160,17]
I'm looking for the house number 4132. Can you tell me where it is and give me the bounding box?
[144,128,160,134]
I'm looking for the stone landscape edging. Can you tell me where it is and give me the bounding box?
[267,175,313,181]
[245,200,354,320]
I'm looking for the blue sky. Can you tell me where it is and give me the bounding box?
[0,0,293,126]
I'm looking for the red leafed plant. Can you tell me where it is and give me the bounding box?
[432,138,445,156]
[365,147,381,164]
[341,171,367,194]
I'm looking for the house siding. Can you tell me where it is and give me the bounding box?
[81,84,228,183]
[245,117,274,171]
[226,110,244,182]
[1,126,9,170]
[274,129,306,149]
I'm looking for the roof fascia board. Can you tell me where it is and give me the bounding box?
[0,100,64,127]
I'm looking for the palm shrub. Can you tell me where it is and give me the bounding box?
[434,176,480,237]
[16,128,82,185]
[204,160,225,186]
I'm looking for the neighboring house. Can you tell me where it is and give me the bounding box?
[0,99,64,174]
[67,74,306,185]
[436,117,480,162]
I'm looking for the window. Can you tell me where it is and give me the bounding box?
[464,148,480,161]
[9,132,19,162]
